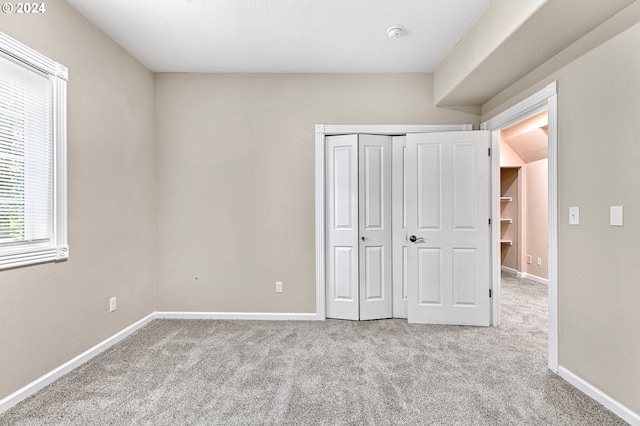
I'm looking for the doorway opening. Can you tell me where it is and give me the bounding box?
[481,82,558,373]
[500,112,549,284]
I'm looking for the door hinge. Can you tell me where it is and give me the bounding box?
[489,289,492,298]
[488,218,491,226]
[488,147,491,156]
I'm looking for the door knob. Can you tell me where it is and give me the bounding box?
[409,235,417,243]
[361,236,365,241]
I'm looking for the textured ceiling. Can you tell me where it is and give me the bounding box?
[64,0,490,73]
[503,113,548,164]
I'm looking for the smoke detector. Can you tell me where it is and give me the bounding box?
[387,26,405,38]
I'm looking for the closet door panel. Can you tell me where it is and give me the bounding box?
[359,134,392,320]
[326,135,359,320]
[392,136,408,318]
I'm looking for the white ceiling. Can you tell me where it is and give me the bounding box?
[64,0,490,73]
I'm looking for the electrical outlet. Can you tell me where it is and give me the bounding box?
[109,297,117,312]
[537,258,542,266]
[275,281,283,293]
[527,255,532,264]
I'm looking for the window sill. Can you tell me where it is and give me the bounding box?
[0,245,69,270]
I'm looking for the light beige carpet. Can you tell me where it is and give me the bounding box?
[0,274,626,425]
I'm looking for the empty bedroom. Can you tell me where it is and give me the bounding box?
[1,0,639,424]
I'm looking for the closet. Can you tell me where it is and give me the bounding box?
[324,131,491,325]
[499,112,549,282]
[500,168,519,267]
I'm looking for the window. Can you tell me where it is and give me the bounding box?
[0,32,67,269]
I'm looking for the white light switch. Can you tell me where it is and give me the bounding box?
[610,206,623,227]
[569,207,580,225]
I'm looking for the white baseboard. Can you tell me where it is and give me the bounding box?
[0,312,155,415]
[559,366,640,425]
[501,265,518,275]
[154,312,318,321]
[500,266,549,285]
[520,272,549,285]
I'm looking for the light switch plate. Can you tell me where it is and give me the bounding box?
[610,206,623,226]
[569,207,580,225]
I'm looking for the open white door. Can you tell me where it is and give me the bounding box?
[406,131,491,326]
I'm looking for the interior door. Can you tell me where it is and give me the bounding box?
[392,136,408,318]
[326,134,392,320]
[326,135,359,320]
[406,131,491,326]
[359,134,392,320]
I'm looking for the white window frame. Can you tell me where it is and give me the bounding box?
[0,32,68,269]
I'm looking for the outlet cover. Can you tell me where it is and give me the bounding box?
[537,258,542,266]
[610,206,623,227]
[275,282,283,293]
[527,255,532,264]
[569,207,580,225]
[109,297,117,312]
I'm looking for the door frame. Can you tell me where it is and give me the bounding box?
[480,81,558,373]
[315,124,472,321]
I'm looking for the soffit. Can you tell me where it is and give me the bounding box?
[435,0,634,106]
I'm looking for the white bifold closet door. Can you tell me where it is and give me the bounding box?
[392,136,409,318]
[325,130,491,326]
[326,134,392,320]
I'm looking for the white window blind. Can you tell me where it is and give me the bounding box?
[0,31,68,269]
[0,57,53,246]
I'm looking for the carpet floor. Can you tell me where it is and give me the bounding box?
[0,274,626,425]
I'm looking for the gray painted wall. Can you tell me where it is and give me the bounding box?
[0,0,156,399]
[482,14,640,414]
[154,73,479,313]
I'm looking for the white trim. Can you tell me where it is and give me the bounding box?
[53,75,68,260]
[0,313,155,415]
[315,124,472,321]
[500,266,549,285]
[0,32,68,80]
[321,124,473,135]
[315,127,326,320]
[0,31,68,269]
[547,91,559,372]
[480,82,556,131]
[500,265,519,276]
[558,367,640,425]
[155,312,318,321]
[520,272,548,285]
[481,82,558,373]
[490,130,501,326]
